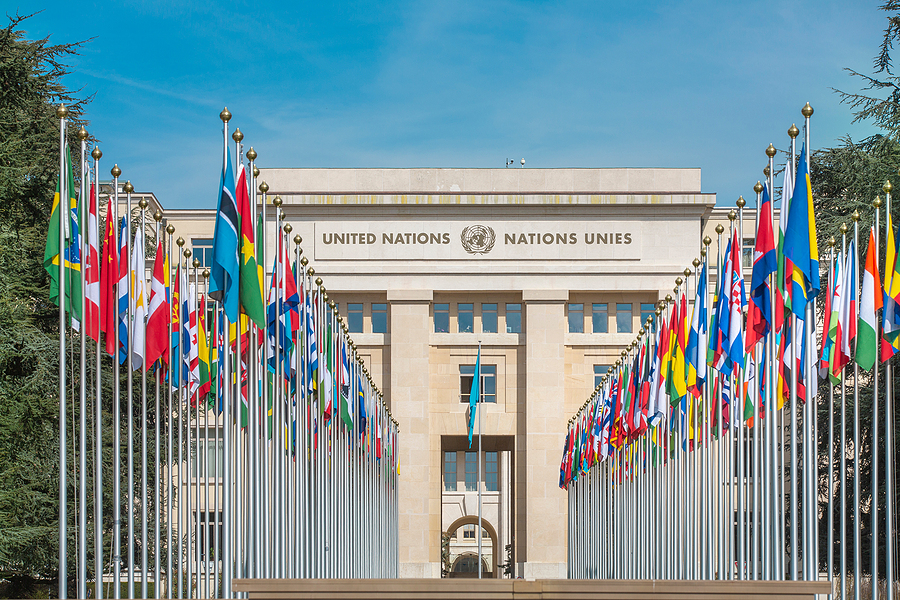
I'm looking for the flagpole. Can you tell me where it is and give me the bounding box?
[246,149,259,582]
[140,197,150,599]
[174,236,185,600]
[871,195,882,600]
[124,178,136,599]
[111,163,122,599]
[92,144,104,600]
[56,103,69,600]
[165,223,175,599]
[853,208,862,600]
[478,339,483,580]
[840,222,849,600]
[826,234,836,595]
[76,125,89,600]
[883,179,895,600]
[153,209,164,600]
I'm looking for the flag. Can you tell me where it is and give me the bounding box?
[100,199,118,356]
[833,244,856,378]
[198,295,211,399]
[130,225,148,370]
[44,146,83,323]
[185,281,200,396]
[467,346,481,448]
[782,144,820,319]
[145,240,170,368]
[776,160,795,330]
[819,252,837,379]
[857,227,882,371]
[170,264,182,387]
[686,262,708,396]
[882,213,900,360]
[340,339,353,430]
[236,163,265,328]
[84,182,100,342]
[117,217,129,365]
[712,230,746,373]
[210,149,240,322]
[746,183,776,348]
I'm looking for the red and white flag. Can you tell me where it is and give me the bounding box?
[84,182,100,342]
[100,199,118,356]
[145,240,169,369]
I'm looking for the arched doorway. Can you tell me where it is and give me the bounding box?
[444,516,499,578]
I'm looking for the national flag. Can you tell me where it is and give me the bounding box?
[467,346,481,448]
[170,265,182,387]
[712,230,746,373]
[306,291,319,394]
[145,240,170,368]
[882,213,900,360]
[209,149,240,322]
[746,182,776,348]
[117,217,129,365]
[776,159,795,330]
[857,227,882,371]
[44,146,83,323]
[100,199,118,356]
[236,163,266,327]
[208,304,220,409]
[686,262,708,396]
[130,225,148,370]
[819,252,837,379]
[186,281,200,396]
[782,144,820,319]
[84,182,100,342]
[833,243,856,378]
[198,295,211,399]
[340,339,353,430]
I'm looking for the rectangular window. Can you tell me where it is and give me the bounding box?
[743,238,755,269]
[444,451,457,492]
[463,524,475,539]
[616,303,633,333]
[506,303,522,333]
[640,303,654,328]
[482,303,497,333]
[348,303,363,333]
[592,303,608,333]
[458,303,474,333]
[197,512,223,562]
[192,239,214,268]
[485,451,498,492]
[465,452,477,491]
[568,303,584,333]
[434,303,450,333]
[460,364,497,403]
[593,365,610,388]
[372,303,387,333]
[193,431,224,478]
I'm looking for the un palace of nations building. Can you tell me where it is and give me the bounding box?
[153,166,741,579]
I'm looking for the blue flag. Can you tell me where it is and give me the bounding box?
[783,144,820,319]
[209,150,240,322]
[467,347,481,448]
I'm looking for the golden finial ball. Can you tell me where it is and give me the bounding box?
[273,196,283,207]
[91,146,102,160]
[246,147,257,161]
[153,209,163,222]
[284,223,292,234]
[184,248,192,259]
[684,268,691,277]
[840,223,848,234]
[176,237,185,247]
[692,258,701,268]
[700,248,707,257]
[665,293,672,302]
[754,181,764,194]
[294,234,302,245]
[328,299,336,309]
[728,209,737,221]
[715,224,725,234]
[801,102,814,118]
[763,166,771,178]
[253,166,259,178]
[123,181,134,193]
[874,196,883,208]
[56,104,68,119]
[884,180,893,194]
[639,327,645,336]
[736,196,746,209]
[166,224,175,235]
[655,307,661,316]
[202,268,210,278]
[788,123,799,139]
[259,181,269,194]
[766,143,776,158]
[300,256,309,267]
[111,164,121,178]
[138,198,148,209]
[220,107,232,122]
[192,258,200,268]
[703,235,712,246]
[852,210,861,222]
[297,248,303,256]
[829,236,836,248]
[77,126,88,141]
[315,277,323,287]
[232,128,243,143]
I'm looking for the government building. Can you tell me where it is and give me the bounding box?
[151,167,747,579]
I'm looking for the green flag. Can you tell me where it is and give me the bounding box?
[44,146,83,323]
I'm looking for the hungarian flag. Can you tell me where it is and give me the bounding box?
[84,182,100,342]
[145,240,170,368]
[857,227,882,371]
[100,199,118,356]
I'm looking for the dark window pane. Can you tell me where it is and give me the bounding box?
[348,303,363,333]
[592,303,608,333]
[616,303,632,333]
[568,303,584,333]
[458,303,474,333]
[640,303,654,328]
[435,303,449,333]
[482,303,497,333]
[372,303,387,333]
[506,303,521,333]
[465,452,477,491]
[485,451,498,492]
[444,451,457,492]
[593,365,610,388]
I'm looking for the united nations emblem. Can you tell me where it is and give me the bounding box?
[460,225,496,255]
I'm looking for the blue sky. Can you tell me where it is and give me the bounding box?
[20,1,884,208]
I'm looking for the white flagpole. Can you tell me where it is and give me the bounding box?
[92,145,104,600]
[56,104,69,600]
[477,340,483,580]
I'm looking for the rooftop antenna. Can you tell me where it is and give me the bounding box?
[521,158,525,168]
[506,159,514,168]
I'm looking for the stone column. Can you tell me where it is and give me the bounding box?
[521,289,568,579]
[389,289,440,578]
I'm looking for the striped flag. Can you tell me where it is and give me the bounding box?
[130,225,148,370]
[116,217,129,365]
[857,227,882,371]
[210,149,240,322]
[746,182,776,348]
[145,240,170,368]
[782,144,820,319]
[100,199,118,356]
[84,182,100,342]
[881,213,900,360]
